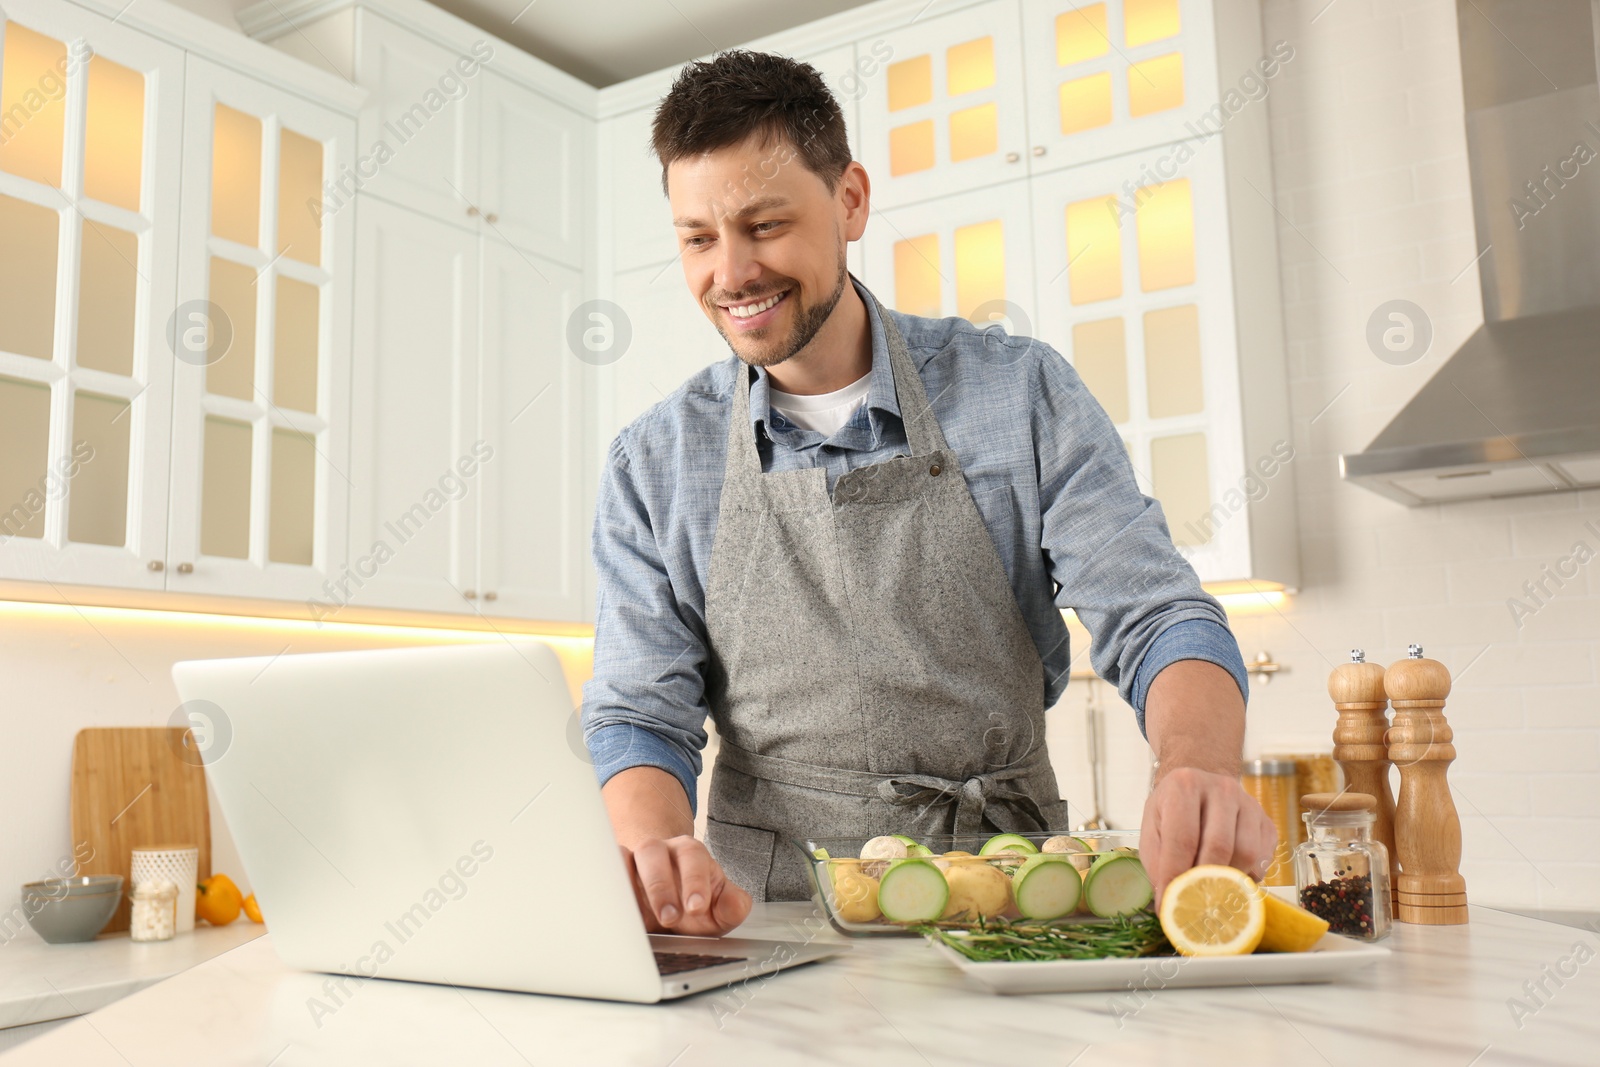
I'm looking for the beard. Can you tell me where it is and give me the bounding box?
[709,241,849,369]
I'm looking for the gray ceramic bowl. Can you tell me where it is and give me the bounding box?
[21,876,123,943]
[23,875,123,899]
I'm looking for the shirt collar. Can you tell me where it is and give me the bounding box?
[745,273,900,442]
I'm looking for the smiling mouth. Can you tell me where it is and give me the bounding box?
[720,289,790,320]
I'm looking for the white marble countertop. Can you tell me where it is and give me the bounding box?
[0,903,1594,1066]
[0,922,264,1030]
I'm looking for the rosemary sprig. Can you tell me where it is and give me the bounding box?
[913,913,1173,962]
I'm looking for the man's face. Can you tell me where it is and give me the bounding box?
[668,133,861,368]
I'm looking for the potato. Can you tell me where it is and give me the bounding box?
[831,867,881,923]
[939,862,1011,920]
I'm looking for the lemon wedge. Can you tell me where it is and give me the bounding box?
[1258,891,1330,953]
[1158,865,1266,957]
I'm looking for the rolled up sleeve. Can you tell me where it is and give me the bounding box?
[1031,349,1248,736]
[581,434,708,813]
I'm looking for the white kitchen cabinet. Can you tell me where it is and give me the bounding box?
[478,70,591,270]
[350,11,477,226]
[256,3,589,272]
[246,0,598,622]
[599,262,728,449]
[165,56,356,601]
[603,103,679,275]
[346,196,479,614]
[0,0,183,590]
[476,243,588,620]
[854,0,1031,211]
[347,197,593,621]
[1019,0,1221,176]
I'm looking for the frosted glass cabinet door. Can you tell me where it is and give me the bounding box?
[167,56,355,600]
[1021,0,1221,175]
[475,244,586,621]
[855,0,1030,210]
[859,180,1036,334]
[0,0,182,590]
[1030,143,1248,581]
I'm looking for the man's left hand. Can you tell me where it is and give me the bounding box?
[1140,765,1276,909]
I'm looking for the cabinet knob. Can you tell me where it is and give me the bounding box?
[484,591,498,602]
[485,212,499,224]
[1006,151,1020,163]
[176,562,194,575]
[147,560,165,572]
[466,205,481,217]
[1032,145,1046,157]
[463,590,477,600]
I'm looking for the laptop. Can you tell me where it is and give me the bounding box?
[171,640,842,1003]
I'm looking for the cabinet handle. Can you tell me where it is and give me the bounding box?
[1032,146,1046,157]
[463,590,477,600]
[176,562,194,575]
[466,205,480,217]
[147,560,165,572]
[484,591,498,602]
[1005,151,1021,163]
[485,212,499,224]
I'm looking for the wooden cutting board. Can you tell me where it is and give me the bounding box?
[70,727,211,933]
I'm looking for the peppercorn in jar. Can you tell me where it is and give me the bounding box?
[1292,792,1392,941]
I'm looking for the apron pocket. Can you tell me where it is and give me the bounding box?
[705,817,777,904]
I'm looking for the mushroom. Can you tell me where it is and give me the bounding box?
[859,835,910,879]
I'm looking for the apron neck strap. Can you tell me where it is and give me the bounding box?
[726,287,950,475]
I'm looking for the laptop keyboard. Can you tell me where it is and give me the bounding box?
[654,951,746,976]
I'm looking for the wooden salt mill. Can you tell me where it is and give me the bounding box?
[1386,644,1469,924]
[1329,649,1399,908]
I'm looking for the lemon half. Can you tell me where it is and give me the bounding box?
[1158,865,1266,957]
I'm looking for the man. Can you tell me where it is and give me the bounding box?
[583,51,1275,937]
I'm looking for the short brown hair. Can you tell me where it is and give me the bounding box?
[651,50,852,198]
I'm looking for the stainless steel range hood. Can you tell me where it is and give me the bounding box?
[1341,0,1600,506]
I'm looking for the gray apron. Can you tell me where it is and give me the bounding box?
[703,293,1069,902]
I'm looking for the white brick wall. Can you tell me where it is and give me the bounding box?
[1044,0,1599,912]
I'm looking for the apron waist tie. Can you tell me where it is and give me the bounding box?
[715,740,1052,836]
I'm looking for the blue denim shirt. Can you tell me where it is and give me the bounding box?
[583,275,1248,814]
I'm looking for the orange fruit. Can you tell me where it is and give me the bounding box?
[196,873,243,925]
[241,893,263,924]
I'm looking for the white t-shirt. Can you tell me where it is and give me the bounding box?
[768,373,871,435]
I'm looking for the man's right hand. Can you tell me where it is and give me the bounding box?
[620,836,751,936]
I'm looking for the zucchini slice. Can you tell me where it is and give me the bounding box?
[1011,855,1083,921]
[1082,853,1153,917]
[978,833,1040,856]
[877,859,949,923]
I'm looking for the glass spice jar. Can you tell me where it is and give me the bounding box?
[130,879,178,942]
[1293,792,1391,942]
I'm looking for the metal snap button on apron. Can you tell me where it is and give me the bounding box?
[701,289,1068,902]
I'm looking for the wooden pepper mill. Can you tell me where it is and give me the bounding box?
[1386,644,1469,924]
[1329,649,1399,909]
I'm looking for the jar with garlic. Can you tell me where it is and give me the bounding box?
[130,880,178,942]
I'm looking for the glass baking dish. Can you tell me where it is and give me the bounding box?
[795,830,1144,937]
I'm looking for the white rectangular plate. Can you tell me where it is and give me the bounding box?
[930,933,1390,995]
